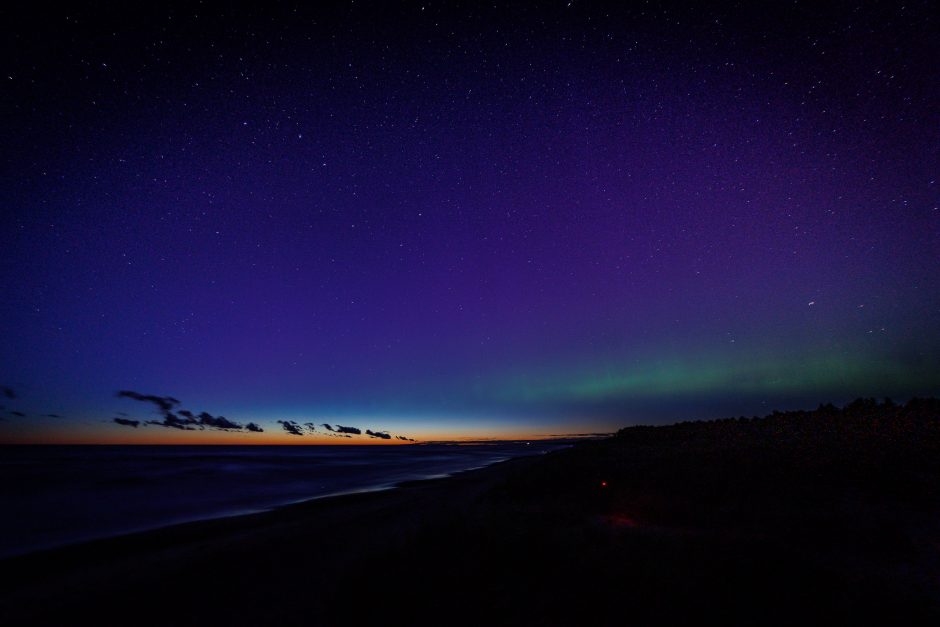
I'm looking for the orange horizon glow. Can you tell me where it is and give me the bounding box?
[0,407,615,445]
[0,424,606,445]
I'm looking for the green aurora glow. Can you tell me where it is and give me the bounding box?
[495,352,940,405]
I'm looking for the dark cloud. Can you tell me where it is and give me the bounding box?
[147,413,197,430]
[117,390,180,414]
[113,417,140,428]
[135,409,243,432]
[198,412,242,430]
[366,429,391,440]
[397,435,416,442]
[46,413,62,418]
[1,386,15,399]
[303,422,317,432]
[114,390,262,434]
[9,411,26,417]
[278,420,304,436]
[320,423,361,438]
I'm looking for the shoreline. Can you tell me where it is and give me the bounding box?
[3,453,526,562]
[0,453,546,624]
[0,444,562,561]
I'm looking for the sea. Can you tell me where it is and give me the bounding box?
[0,442,565,558]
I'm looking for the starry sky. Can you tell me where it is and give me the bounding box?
[1,1,938,444]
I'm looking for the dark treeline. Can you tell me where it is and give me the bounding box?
[618,396,940,441]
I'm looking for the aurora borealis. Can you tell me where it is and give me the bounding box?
[2,2,938,443]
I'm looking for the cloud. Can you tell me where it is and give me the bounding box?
[303,422,317,432]
[198,412,243,430]
[46,413,62,418]
[324,423,407,440]
[1,386,15,399]
[115,390,262,434]
[147,413,197,430]
[278,420,304,436]
[139,410,244,432]
[117,390,180,413]
[113,417,140,428]
[320,423,361,438]
[9,411,26,417]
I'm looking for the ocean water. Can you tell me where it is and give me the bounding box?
[0,443,563,558]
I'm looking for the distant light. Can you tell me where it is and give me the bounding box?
[600,481,608,487]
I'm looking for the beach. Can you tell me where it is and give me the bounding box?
[2,401,939,625]
[0,443,565,558]
[0,454,549,626]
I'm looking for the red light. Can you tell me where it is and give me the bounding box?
[603,514,636,528]
[600,481,607,487]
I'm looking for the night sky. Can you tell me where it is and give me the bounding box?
[2,1,938,443]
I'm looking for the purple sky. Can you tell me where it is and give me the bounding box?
[2,2,938,442]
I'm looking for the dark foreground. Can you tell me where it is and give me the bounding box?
[2,398,939,626]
